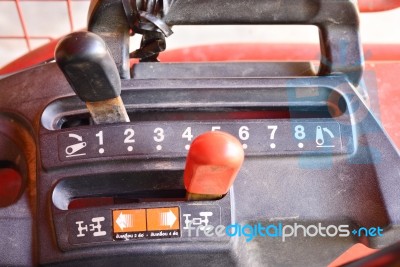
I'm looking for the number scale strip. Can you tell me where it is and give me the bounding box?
[57,120,343,162]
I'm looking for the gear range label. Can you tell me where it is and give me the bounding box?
[112,207,181,241]
[66,205,226,245]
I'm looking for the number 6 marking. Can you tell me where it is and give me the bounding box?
[239,126,249,140]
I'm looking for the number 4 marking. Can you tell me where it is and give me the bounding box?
[182,127,194,141]
[268,125,278,140]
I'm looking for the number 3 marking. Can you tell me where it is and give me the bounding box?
[154,127,165,142]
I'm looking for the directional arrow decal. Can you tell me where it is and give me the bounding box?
[116,212,133,231]
[68,133,83,141]
[160,209,177,228]
[113,207,180,240]
[323,128,335,138]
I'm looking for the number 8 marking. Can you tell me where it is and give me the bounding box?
[294,125,306,140]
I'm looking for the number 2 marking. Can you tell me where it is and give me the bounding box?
[124,128,135,143]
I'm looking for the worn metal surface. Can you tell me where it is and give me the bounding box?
[86,96,130,124]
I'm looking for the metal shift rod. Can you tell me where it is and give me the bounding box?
[55,31,130,124]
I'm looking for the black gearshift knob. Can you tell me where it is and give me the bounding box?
[55,31,129,124]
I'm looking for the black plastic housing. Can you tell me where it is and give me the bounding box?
[0,0,399,266]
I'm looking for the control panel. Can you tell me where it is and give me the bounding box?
[1,0,400,266]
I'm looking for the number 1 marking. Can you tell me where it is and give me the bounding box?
[96,131,104,145]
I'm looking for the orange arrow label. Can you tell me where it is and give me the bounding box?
[112,209,146,233]
[147,207,180,231]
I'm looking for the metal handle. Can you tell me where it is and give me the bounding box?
[88,0,364,85]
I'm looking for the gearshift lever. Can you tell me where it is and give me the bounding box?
[55,31,130,124]
[184,131,244,200]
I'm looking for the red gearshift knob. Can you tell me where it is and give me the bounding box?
[184,131,244,200]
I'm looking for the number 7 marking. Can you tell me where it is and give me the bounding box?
[267,125,278,140]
